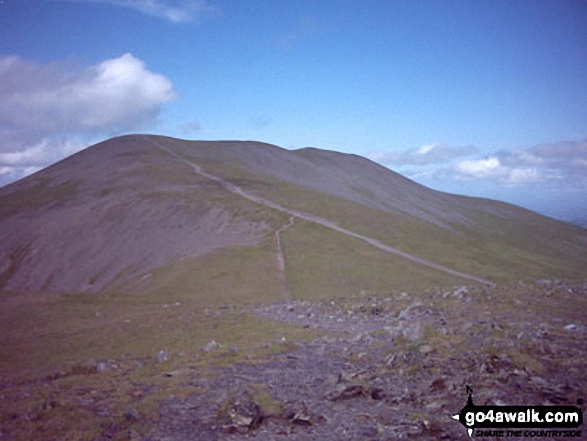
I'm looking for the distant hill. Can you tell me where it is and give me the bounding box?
[0,134,586,303]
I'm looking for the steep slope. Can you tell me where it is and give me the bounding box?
[0,134,586,299]
[0,136,283,294]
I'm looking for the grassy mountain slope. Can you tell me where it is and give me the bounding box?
[0,134,586,300]
[155,135,587,284]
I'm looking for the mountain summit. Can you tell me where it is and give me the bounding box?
[1,135,586,301]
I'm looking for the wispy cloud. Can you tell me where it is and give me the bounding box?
[69,0,215,23]
[370,143,478,166]
[0,137,85,187]
[181,120,203,136]
[372,140,587,189]
[67,0,216,23]
[444,140,587,184]
[455,157,543,185]
[248,116,272,129]
[453,140,587,186]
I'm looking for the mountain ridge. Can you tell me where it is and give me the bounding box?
[0,134,586,298]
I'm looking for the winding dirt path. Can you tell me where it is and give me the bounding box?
[275,216,294,301]
[146,137,495,286]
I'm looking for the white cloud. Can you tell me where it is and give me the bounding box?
[0,144,47,166]
[0,164,42,186]
[74,0,214,23]
[508,167,541,184]
[494,140,587,184]
[456,157,501,177]
[455,156,543,185]
[399,140,587,188]
[416,143,436,155]
[371,143,479,166]
[0,53,176,133]
[0,53,177,188]
[0,138,84,166]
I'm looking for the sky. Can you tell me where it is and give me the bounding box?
[0,0,586,222]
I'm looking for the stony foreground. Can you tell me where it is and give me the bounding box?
[151,280,587,440]
[1,280,585,440]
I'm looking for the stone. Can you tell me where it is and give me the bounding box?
[287,402,313,426]
[42,399,59,410]
[156,350,169,363]
[124,407,141,422]
[399,322,423,341]
[202,340,220,352]
[429,378,446,394]
[325,384,365,401]
[370,387,386,400]
[96,362,108,373]
[222,395,264,433]
[383,353,397,366]
[454,286,468,296]
[418,344,433,354]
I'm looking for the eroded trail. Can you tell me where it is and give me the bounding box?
[146,137,494,286]
[275,216,294,301]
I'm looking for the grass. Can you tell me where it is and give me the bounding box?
[0,178,80,219]
[121,239,286,306]
[158,136,587,285]
[0,286,323,440]
[280,220,470,301]
[0,288,320,377]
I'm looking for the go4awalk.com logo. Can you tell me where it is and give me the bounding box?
[451,386,584,438]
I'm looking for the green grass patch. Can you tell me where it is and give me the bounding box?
[280,220,468,301]
[123,240,284,307]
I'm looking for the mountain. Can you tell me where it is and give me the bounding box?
[1,134,586,302]
[1,134,587,440]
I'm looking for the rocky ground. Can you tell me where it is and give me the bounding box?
[150,280,587,440]
[1,280,585,440]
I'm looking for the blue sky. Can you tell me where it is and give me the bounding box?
[0,0,586,221]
